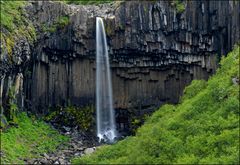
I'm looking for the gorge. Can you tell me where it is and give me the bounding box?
[0,1,240,163]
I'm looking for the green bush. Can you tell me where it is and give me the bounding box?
[130,113,150,134]
[65,106,94,131]
[42,16,70,33]
[8,102,18,125]
[171,0,185,14]
[45,105,94,131]
[72,45,240,164]
[56,16,70,28]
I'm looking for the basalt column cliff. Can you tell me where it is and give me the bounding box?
[1,1,239,125]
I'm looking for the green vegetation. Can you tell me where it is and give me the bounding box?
[42,16,70,33]
[45,105,94,131]
[0,0,36,59]
[0,114,8,129]
[0,85,19,130]
[180,79,207,102]
[105,22,113,36]
[171,0,185,14]
[72,45,239,164]
[5,86,18,125]
[0,112,69,164]
[0,1,26,32]
[63,0,113,5]
[0,0,36,39]
[130,113,149,134]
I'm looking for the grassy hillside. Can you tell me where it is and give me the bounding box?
[0,1,26,32]
[72,45,240,164]
[0,113,69,164]
[0,0,36,59]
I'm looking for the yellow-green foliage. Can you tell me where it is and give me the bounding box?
[0,114,8,129]
[180,79,207,102]
[56,16,70,29]
[5,36,14,59]
[65,106,94,131]
[0,1,26,32]
[130,113,150,134]
[144,6,148,13]
[45,105,94,131]
[8,102,18,125]
[130,118,141,134]
[0,112,69,164]
[0,33,5,53]
[42,16,70,33]
[18,26,36,43]
[0,1,36,57]
[105,23,112,36]
[5,86,18,125]
[72,45,239,164]
[171,0,185,14]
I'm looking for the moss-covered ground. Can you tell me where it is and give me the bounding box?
[0,113,69,164]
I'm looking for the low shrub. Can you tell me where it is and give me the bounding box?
[45,105,94,131]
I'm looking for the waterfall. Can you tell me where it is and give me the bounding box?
[96,17,117,142]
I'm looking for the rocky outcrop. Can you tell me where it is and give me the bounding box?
[1,1,239,130]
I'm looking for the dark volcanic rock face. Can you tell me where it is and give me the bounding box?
[1,1,239,127]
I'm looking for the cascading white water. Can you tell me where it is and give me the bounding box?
[96,17,117,142]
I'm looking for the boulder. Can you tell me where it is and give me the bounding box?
[84,148,95,155]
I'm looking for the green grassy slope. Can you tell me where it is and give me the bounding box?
[0,1,26,32]
[0,0,36,59]
[72,45,240,164]
[0,113,69,164]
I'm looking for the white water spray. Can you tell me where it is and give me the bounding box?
[96,17,117,143]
